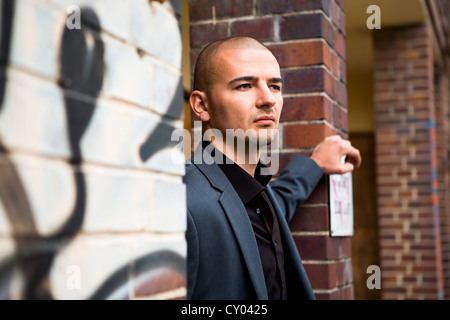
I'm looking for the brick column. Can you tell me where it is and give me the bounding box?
[189,0,352,299]
[373,24,444,299]
[435,67,450,299]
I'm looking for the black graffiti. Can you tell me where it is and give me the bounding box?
[138,0,184,163]
[0,2,186,299]
[139,77,184,162]
[89,250,185,300]
[0,0,14,110]
[0,5,104,299]
[0,0,39,300]
[58,6,104,235]
[1,6,105,300]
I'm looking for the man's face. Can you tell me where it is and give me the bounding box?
[205,47,283,146]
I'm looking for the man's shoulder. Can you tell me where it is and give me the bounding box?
[183,160,215,193]
[184,161,197,177]
[184,156,223,187]
[184,160,203,183]
[184,160,223,216]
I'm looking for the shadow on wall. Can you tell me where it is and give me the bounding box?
[0,2,185,299]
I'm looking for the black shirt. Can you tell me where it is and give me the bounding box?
[202,142,287,300]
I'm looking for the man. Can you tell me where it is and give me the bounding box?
[184,36,361,300]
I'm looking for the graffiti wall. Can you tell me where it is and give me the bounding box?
[0,0,187,299]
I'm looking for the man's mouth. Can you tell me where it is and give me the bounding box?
[254,115,276,125]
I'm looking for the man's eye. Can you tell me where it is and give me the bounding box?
[270,85,281,91]
[237,84,251,90]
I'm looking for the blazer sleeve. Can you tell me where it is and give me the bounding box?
[269,155,324,224]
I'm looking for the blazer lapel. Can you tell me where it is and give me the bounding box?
[191,146,268,299]
[219,186,268,300]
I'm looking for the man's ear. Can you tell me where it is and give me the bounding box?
[190,90,210,122]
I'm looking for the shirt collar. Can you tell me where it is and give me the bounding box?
[201,141,272,204]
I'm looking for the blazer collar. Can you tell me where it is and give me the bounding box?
[187,144,229,191]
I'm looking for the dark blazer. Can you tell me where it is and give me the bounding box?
[184,148,324,300]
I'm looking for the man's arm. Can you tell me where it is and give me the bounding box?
[270,135,361,223]
[269,155,324,223]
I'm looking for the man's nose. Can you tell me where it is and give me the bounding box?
[256,84,276,108]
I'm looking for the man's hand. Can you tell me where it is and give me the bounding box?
[310,135,362,175]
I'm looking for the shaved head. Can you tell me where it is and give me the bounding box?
[193,37,273,94]
[189,36,283,167]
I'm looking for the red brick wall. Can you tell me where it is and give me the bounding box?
[373,23,445,299]
[189,0,352,299]
[435,67,450,299]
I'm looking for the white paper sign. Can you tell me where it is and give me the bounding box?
[329,171,354,237]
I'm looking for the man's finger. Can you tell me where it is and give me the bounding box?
[340,162,355,174]
[343,146,362,168]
